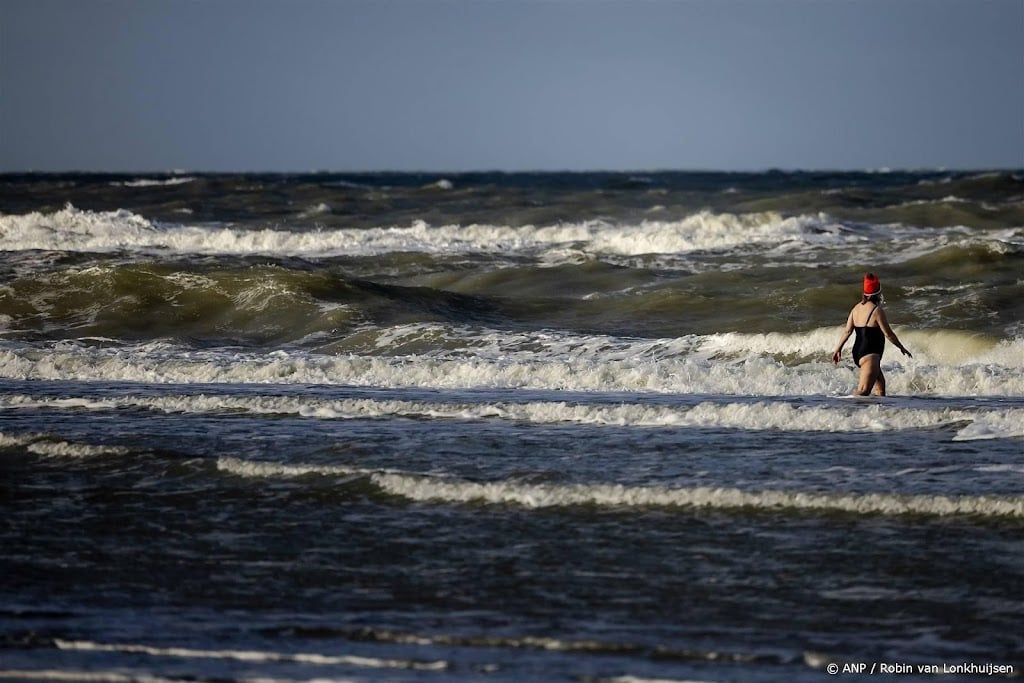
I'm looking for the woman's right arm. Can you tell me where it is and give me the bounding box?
[831,311,854,364]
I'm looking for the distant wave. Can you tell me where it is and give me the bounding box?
[54,638,448,670]
[0,204,815,257]
[3,204,1017,264]
[108,176,195,188]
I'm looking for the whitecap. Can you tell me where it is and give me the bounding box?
[1,328,1022,398]
[8,392,1020,437]
[109,177,195,188]
[54,638,447,670]
[221,460,1024,518]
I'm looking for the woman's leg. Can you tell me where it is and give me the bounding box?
[873,368,886,396]
[856,354,881,395]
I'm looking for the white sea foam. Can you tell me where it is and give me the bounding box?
[5,393,1020,440]
[304,625,761,667]
[702,327,1012,367]
[0,670,364,683]
[0,205,811,257]
[216,456,369,478]
[0,670,183,683]
[894,196,969,207]
[974,464,1024,474]
[0,430,130,457]
[0,328,1021,397]
[298,202,332,217]
[375,475,1024,517]
[218,459,1024,518]
[0,431,41,448]
[0,396,118,411]
[26,441,131,458]
[0,204,989,265]
[54,639,447,670]
[109,177,195,188]
[952,410,1024,441]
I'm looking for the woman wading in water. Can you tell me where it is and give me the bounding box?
[831,273,912,396]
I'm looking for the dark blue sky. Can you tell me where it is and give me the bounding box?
[2,0,1022,172]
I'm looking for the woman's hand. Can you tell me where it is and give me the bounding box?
[831,350,841,365]
[900,347,912,358]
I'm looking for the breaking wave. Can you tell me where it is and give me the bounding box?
[216,457,1024,518]
[54,638,447,670]
[3,393,1021,440]
[0,326,1020,397]
[3,204,1018,264]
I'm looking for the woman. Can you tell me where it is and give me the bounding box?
[831,273,912,396]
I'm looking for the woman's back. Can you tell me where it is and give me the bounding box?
[851,301,881,328]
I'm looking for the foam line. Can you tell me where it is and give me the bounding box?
[54,638,448,670]
[373,474,1024,518]
[323,625,781,664]
[1,336,1022,396]
[109,177,195,187]
[0,431,131,458]
[0,205,994,263]
[216,456,371,478]
[0,671,182,683]
[218,459,1024,518]
[26,442,131,458]
[953,410,1024,441]
[0,205,815,256]
[0,432,39,448]
[6,394,1022,440]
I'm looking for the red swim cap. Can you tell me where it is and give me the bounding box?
[863,273,881,295]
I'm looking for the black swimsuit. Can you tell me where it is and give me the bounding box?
[852,306,885,367]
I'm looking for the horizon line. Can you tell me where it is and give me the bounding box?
[3,166,1022,176]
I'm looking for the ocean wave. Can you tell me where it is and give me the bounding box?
[5,393,1021,440]
[109,177,195,188]
[216,456,369,478]
[217,457,1024,518]
[15,630,762,682]
[0,431,40,448]
[3,204,1007,264]
[54,638,448,670]
[26,441,131,458]
[297,201,332,218]
[0,431,130,457]
[0,329,1021,397]
[291,623,781,667]
[0,204,816,257]
[0,262,364,345]
[0,670,183,683]
[2,250,1019,344]
[951,410,1024,441]
[329,324,1018,370]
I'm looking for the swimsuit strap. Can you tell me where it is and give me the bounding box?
[864,305,878,325]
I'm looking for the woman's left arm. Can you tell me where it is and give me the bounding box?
[877,308,912,357]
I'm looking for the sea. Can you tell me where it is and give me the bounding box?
[1,170,1022,683]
